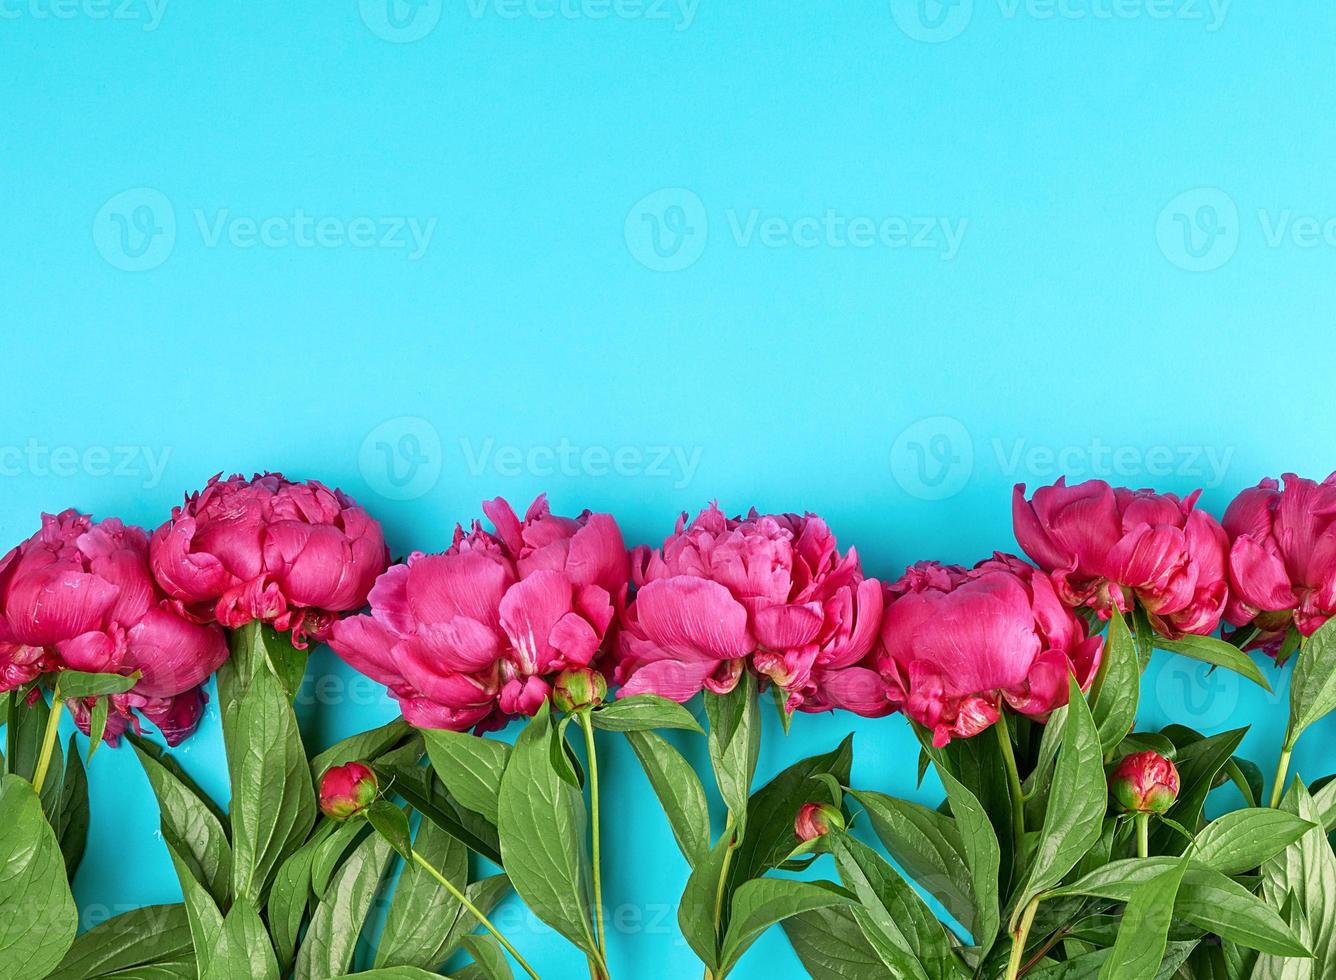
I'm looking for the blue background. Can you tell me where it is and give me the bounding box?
[4,0,1336,975]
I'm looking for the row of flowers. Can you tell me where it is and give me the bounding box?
[2,470,1333,980]
[2,471,1328,749]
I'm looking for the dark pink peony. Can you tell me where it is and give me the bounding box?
[615,505,886,716]
[1109,751,1179,814]
[876,555,1103,747]
[1223,473,1336,656]
[149,473,389,646]
[1013,479,1229,639]
[318,762,380,820]
[329,495,629,731]
[0,510,227,745]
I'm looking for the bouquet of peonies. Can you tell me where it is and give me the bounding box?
[1,473,1333,980]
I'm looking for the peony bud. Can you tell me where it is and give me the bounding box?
[319,762,379,820]
[1109,751,1180,814]
[794,801,845,842]
[552,668,608,713]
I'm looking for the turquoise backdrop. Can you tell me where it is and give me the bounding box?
[4,1,1336,976]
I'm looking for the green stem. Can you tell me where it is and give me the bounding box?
[576,711,608,970]
[704,814,740,980]
[1005,896,1041,980]
[31,695,65,794]
[995,713,1026,861]
[410,848,543,980]
[1270,742,1293,809]
[1135,812,1150,858]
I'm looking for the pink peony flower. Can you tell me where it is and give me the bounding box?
[0,510,228,745]
[149,473,389,646]
[1109,751,1179,814]
[1223,473,1336,656]
[329,495,629,731]
[1012,479,1229,639]
[615,505,886,716]
[876,555,1103,747]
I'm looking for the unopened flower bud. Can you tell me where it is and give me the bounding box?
[1109,751,1179,814]
[794,802,845,842]
[319,762,379,820]
[552,668,608,713]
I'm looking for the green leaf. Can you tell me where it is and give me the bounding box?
[496,703,601,964]
[728,736,853,890]
[366,800,413,861]
[678,833,734,971]
[1027,942,1198,979]
[295,831,394,980]
[1095,853,1189,980]
[332,970,446,980]
[781,906,886,980]
[86,697,110,762]
[1192,808,1315,876]
[1009,675,1105,928]
[372,752,503,866]
[6,685,49,784]
[1263,781,1336,972]
[718,878,856,976]
[310,718,414,782]
[131,739,232,906]
[1154,633,1272,692]
[830,833,965,980]
[423,729,511,824]
[377,819,465,970]
[0,774,77,979]
[1090,607,1139,754]
[55,670,140,700]
[48,905,192,980]
[227,657,317,906]
[266,822,334,972]
[937,765,1001,953]
[1249,895,1314,980]
[849,788,974,938]
[1284,617,1336,751]
[53,735,89,876]
[438,876,512,965]
[1153,725,1247,850]
[624,730,710,868]
[163,836,225,977]
[590,694,703,733]
[705,674,760,832]
[1050,858,1311,958]
[459,935,514,980]
[205,897,278,980]
[312,819,367,900]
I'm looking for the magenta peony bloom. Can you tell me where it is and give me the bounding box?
[876,555,1103,748]
[615,505,886,716]
[794,801,844,842]
[1012,479,1229,639]
[318,761,379,820]
[149,473,389,646]
[329,495,629,731]
[1109,751,1179,814]
[1223,473,1336,656]
[0,510,227,745]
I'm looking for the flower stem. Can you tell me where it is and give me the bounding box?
[995,713,1026,861]
[576,711,608,970]
[704,814,739,980]
[1005,896,1041,980]
[1135,812,1150,858]
[1269,742,1293,809]
[410,848,543,980]
[32,695,65,795]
